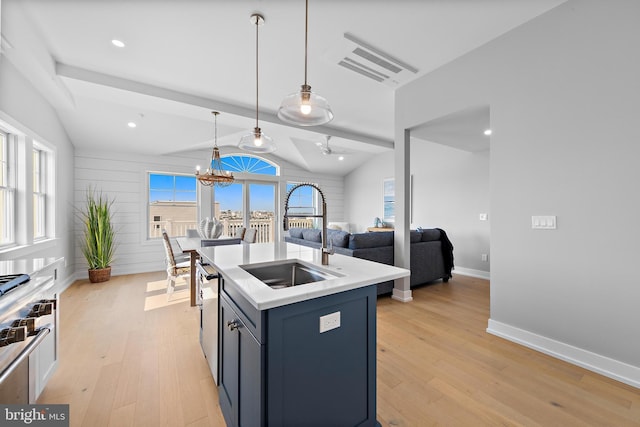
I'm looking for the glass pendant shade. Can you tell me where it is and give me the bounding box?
[239,13,276,153]
[278,0,333,126]
[238,127,276,153]
[278,84,334,126]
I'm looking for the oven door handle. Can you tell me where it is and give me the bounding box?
[0,325,51,385]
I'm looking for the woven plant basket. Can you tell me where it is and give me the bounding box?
[88,266,111,283]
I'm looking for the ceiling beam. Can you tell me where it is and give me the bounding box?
[55,62,394,149]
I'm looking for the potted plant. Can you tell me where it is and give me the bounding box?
[80,188,116,283]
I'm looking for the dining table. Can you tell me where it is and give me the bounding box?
[176,236,242,306]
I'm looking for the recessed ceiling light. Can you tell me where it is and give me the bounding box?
[338,156,344,161]
[127,122,137,128]
[111,39,126,48]
[484,129,492,136]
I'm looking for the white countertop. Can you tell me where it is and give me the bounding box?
[0,257,63,315]
[198,242,410,310]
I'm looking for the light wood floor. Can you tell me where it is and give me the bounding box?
[38,272,640,426]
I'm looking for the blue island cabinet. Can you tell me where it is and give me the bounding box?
[218,276,378,427]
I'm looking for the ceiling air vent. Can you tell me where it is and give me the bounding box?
[328,32,418,88]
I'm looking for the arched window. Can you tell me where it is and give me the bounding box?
[214,154,279,244]
[221,154,279,176]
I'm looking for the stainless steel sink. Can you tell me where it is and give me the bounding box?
[240,260,342,289]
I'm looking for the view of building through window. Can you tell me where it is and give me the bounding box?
[148,173,197,238]
[212,156,278,242]
[285,182,319,229]
[148,155,282,240]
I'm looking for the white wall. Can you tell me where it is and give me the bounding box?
[344,141,490,276]
[73,148,345,277]
[0,58,76,289]
[344,151,393,233]
[396,0,640,386]
[410,140,490,276]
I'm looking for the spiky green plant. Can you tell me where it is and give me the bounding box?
[80,189,116,270]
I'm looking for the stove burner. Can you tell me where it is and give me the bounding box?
[0,274,31,297]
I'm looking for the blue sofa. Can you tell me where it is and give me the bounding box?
[284,228,453,295]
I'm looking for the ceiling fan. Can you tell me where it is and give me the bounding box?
[317,136,349,160]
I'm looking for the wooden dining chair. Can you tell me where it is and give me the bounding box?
[161,230,190,296]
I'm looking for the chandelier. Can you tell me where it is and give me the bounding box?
[196,111,234,187]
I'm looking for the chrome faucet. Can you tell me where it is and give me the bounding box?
[283,183,334,265]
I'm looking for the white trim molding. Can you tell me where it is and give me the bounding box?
[453,267,490,280]
[487,319,640,389]
[391,288,413,303]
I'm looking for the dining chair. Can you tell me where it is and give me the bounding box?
[161,230,190,296]
[243,228,257,243]
[234,227,246,240]
[186,229,200,238]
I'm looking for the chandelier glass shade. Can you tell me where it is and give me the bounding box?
[277,0,333,126]
[239,13,276,154]
[196,111,234,187]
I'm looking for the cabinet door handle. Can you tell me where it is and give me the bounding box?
[227,320,241,331]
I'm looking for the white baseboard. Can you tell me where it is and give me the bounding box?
[453,267,490,280]
[487,319,640,389]
[391,288,413,303]
[56,275,77,293]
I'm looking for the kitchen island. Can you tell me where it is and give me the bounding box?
[198,242,409,427]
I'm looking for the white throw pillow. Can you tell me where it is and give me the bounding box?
[198,217,224,239]
[198,218,209,238]
[210,218,223,238]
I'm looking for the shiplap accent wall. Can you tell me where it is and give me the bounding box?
[74,148,344,277]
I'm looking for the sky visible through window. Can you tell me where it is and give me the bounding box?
[222,156,277,176]
[148,159,316,213]
[149,156,284,211]
[149,174,196,202]
[286,183,315,215]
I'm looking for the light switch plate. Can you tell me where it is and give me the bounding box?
[320,311,341,333]
[532,215,557,229]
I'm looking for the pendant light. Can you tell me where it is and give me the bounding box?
[238,13,276,153]
[277,0,333,126]
[196,111,234,187]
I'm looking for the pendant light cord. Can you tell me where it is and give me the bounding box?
[211,112,217,163]
[304,0,308,86]
[255,17,260,128]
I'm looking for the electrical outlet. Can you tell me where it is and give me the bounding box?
[319,311,341,333]
[481,254,488,262]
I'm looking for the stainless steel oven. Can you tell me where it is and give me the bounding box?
[0,274,57,404]
[197,261,220,385]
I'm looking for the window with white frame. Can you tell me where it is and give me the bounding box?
[0,130,16,246]
[32,146,47,239]
[148,172,197,238]
[285,182,319,229]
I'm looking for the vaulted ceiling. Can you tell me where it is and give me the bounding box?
[1,0,566,175]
